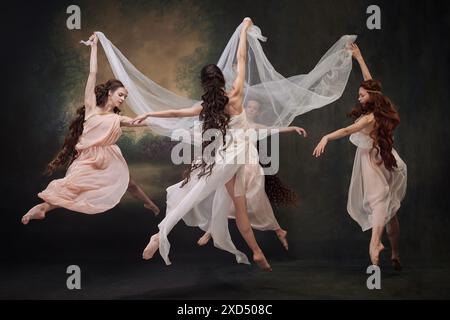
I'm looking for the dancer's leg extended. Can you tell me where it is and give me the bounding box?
[22,202,59,225]
[369,225,385,266]
[127,178,160,215]
[386,215,401,271]
[142,233,159,260]
[369,205,388,265]
[198,227,288,250]
[225,175,272,271]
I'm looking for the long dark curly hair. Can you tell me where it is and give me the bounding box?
[257,140,299,207]
[45,79,124,175]
[264,174,299,207]
[348,79,400,171]
[182,64,231,186]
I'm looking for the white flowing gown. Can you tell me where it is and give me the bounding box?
[159,111,280,265]
[347,120,407,231]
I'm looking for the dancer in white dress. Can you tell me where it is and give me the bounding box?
[132,18,282,271]
[196,99,306,250]
[77,22,357,267]
[313,44,407,269]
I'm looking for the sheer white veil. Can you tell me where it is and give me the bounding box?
[82,23,356,141]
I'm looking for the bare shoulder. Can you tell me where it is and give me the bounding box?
[225,101,243,116]
[227,81,246,100]
[224,90,243,115]
[361,113,375,123]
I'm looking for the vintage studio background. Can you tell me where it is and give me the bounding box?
[1,0,449,299]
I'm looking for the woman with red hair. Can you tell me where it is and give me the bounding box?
[313,44,407,270]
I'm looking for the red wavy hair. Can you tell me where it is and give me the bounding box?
[45,79,124,175]
[348,79,400,171]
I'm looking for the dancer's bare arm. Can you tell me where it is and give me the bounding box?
[313,114,374,157]
[131,104,203,125]
[350,43,373,81]
[84,33,98,112]
[120,115,153,127]
[228,18,253,114]
[278,126,307,136]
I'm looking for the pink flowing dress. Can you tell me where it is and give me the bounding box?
[38,113,130,214]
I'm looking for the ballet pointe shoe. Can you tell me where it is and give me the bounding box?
[142,234,159,260]
[21,204,46,225]
[391,257,402,271]
[369,243,385,266]
[253,251,272,272]
[276,229,289,251]
[144,203,160,216]
[197,232,211,246]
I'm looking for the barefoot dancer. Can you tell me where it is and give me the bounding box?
[22,33,158,224]
[313,44,407,269]
[91,21,356,270]
[197,99,306,251]
[134,18,277,271]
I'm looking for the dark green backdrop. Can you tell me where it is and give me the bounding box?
[1,0,449,295]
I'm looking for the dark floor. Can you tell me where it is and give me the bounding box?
[2,253,450,299]
[3,205,450,300]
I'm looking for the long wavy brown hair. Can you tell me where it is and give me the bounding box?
[264,174,299,207]
[182,64,231,186]
[45,79,124,175]
[348,79,400,171]
[260,155,299,207]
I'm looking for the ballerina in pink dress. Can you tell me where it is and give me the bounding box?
[22,33,158,224]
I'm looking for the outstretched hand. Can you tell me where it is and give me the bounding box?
[131,113,149,125]
[312,137,328,158]
[293,126,307,137]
